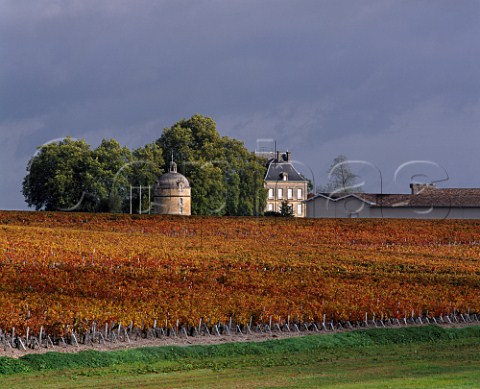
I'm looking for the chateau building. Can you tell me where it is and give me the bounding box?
[264,151,309,217]
[153,160,191,215]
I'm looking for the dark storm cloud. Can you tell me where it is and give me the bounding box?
[1,0,480,209]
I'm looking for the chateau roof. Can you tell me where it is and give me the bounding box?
[265,162,307,182]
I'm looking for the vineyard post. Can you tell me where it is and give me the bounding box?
[18,337,26,351]
[236,325,244,336]
[124,327,131,342]
[47,335,54,348]
[26,326,29,344]
[72,333,79,347]
[39,326,43,346]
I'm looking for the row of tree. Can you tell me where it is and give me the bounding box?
[22,115,267,215]
[22,138,163,213]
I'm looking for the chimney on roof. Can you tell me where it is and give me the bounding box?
[286,151,291,162]
[410,183,436,195]
[276,150,281,162]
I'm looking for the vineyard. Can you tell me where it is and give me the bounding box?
[1,211,480,348]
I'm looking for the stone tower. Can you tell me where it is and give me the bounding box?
[153,160,191,215]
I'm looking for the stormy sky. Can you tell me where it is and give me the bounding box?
[1,0,480,210]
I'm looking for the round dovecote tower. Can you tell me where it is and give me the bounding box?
[153,160,191,215]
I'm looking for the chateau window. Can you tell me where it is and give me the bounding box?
[278,188,283,199]
[287,188,293,199]
[297,203,302,216]
[267,203,273,211]
[268,188,274,199]
[283,173,288,181]
[297,188,303,199]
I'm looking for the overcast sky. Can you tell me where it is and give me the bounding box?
[1,0,480,210]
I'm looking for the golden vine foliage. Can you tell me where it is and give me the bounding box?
[0,211,479,335]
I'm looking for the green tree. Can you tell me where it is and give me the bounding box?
[23,114,265,215]
[318,155,363,195]
[22,138,164,213]
[128,143,165,213]
[93,139,134,212]
[22,138,99,211]
[279,200,294,217]
[156,114,267,216]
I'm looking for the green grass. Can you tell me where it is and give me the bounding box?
[1,325,480,388]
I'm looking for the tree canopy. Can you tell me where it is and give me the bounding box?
[156,114,267,215]
[23,138,163,212]
[317,155,363,194]
[22,115,267,215]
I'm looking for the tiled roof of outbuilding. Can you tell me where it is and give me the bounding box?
[309,188,480,208]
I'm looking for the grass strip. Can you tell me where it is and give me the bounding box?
[0,325,479,375]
